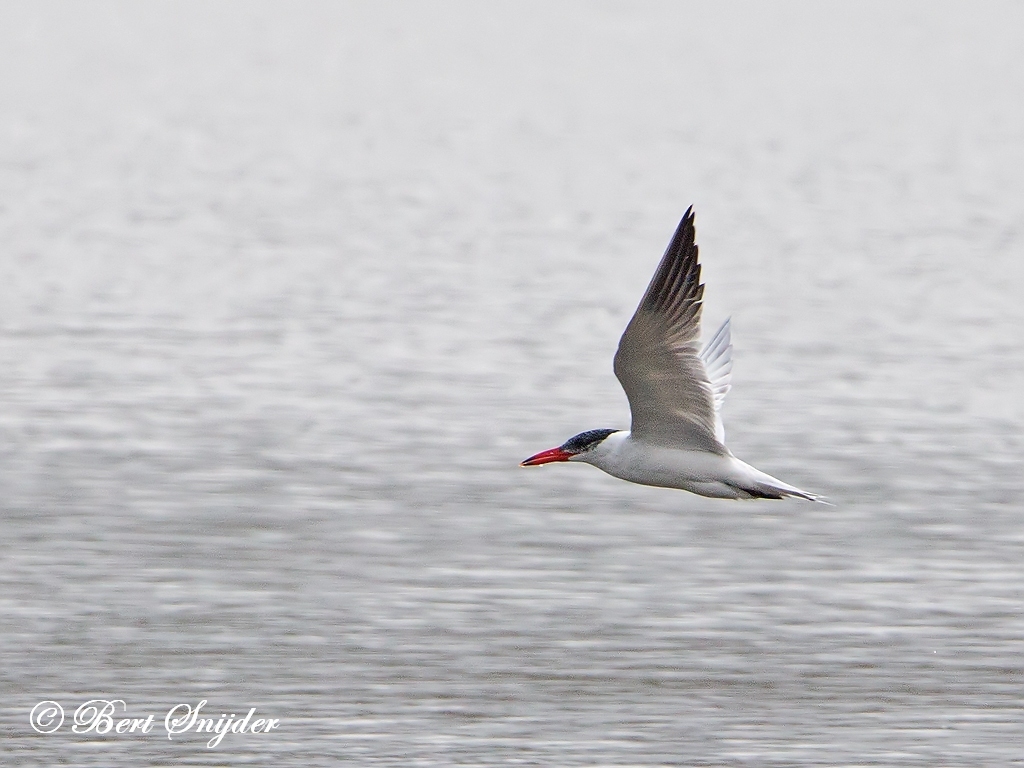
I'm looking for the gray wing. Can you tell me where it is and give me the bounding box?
[699,316,733,443]
[613,208,728,454]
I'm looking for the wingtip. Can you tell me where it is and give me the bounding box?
[670,206,696,239]
[800,492,834,506]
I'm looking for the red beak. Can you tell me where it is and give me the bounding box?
[520,447,574,466]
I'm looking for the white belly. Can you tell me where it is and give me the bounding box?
[582,432,746,497]
[568,431,817,502]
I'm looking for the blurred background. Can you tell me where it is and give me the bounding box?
[1,1,1023,765]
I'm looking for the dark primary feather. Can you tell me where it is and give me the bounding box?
[613,207,725,454]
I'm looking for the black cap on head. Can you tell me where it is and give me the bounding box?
[561,429,617,453]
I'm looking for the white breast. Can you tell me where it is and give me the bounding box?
[575,431,742,495]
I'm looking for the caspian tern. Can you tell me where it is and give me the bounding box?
[521,207,824,502]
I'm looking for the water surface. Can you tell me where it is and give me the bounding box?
[2,2,1024,765]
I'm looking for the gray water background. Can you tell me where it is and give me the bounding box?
[2,1,1024,765]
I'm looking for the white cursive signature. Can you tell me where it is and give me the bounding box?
[30,698,280,748]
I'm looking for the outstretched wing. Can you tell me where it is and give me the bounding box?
[613,208,728,454]
[698,316,733,443]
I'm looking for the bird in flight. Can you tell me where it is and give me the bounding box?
[521,207,825,502]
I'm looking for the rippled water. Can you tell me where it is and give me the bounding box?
[2,1,1024,765]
